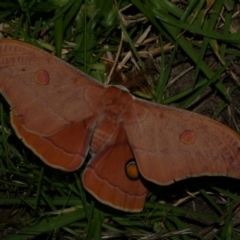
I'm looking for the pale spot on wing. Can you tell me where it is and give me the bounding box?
[35,70,50,85]
[180,130,195,144]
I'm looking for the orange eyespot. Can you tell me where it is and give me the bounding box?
[125,160,139,180]
[35,70,50,85]
[180,130,195,144]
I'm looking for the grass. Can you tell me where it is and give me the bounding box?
[0,0,240,239]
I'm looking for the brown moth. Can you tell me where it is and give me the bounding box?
[0,39,240,212]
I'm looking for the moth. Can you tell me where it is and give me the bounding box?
[0,39,239,212]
